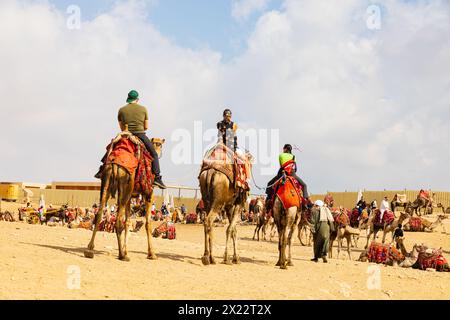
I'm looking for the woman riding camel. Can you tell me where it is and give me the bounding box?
[265,144,309,205]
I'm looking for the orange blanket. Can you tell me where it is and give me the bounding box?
[275,176,302,210]
[107,138,138,175]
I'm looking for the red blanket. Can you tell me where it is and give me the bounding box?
[274,176,302,210]
[374,209,395,228]
[106,137,154,198]
[409,217,423,231]
[200,143,251,190]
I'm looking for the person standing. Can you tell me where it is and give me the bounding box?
[311,200,335,263]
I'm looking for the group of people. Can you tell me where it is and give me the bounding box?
[95,90,311,210]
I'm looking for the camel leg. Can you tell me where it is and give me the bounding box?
[275,219,283,266]
[84,171,111,258]
[144,198,157,260]
[337,232,341,259]
[347,235,352,260]
[123,198,132,259]
[230,206,241,264]
[364,228,372,249]
[286,222,296,267]
[202,208,218,265]
[115,202,128,261]
[223,206,236,265]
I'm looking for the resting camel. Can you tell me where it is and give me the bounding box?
[84,134,165,261]
[403,215,448,233]
[199,149,253,265]
[364,211,410,249]
[358,239,420,268]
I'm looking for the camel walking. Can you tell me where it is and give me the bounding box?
[252,198,271,241]
[199,168,249,265]
[84,135,164,261]
[329,209,360,260]
[364,211,410,249]
[272,197,301,269]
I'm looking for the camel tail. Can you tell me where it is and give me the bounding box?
[207,170,215,211]
[110,164,119,198]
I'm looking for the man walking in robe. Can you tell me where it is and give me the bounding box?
[311,200,335,263]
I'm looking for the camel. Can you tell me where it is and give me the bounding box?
[0,211,15,222]
[364,211,410,249]
[252,198,270,241]
[84,134,165,261]
[403,215,448,233]
[406,196,431,216]
[358,239,420,268]
[329,209,360,260]
[199,149,253,265]
[390,193,407,212]
[272,197,301,269]
[297,207,313,246]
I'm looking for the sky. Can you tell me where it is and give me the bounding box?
[0,0,449,195]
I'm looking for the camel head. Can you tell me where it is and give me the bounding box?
[151,138,166,157]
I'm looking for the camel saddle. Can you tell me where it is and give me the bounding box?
[374,209,395,228]
[273,175,303,210]
[367,241,404,264]
[409,217,423,231]
[199,142,251,191]
[332,209,350,227]
[349,208,360,228]
[105,132,154,198]
[413,247,449,271]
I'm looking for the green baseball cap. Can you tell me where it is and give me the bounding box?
[126,90,139,103]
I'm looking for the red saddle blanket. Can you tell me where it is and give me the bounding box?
[414,248,449,271]
[367,242,404,264]
[106,137,154,198]
[374,209,395,227]
[409,217,423,231]
[274,176,302,210]
[200,143,251,190]
[186,213,198,224]
[332,210,350,227]
[349,208,360,227]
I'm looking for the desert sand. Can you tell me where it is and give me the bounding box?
[1,201,449,300]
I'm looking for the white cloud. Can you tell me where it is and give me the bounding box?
[232,0,271,21]
[0,0,449,194]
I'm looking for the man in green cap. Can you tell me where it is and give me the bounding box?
[265,144,309,203]
[95,90,166,189]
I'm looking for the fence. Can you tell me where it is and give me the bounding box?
[309,190,450,209]
[18,186,450,213]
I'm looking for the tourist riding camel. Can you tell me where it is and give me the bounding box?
[265,144,309,208]
[198,109,253,265]
[95,90,166,189]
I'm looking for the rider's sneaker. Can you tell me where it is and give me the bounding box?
[153,176,167,189]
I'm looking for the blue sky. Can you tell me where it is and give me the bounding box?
[49,0,283,60]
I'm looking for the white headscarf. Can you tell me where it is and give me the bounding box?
[314,200,334,222]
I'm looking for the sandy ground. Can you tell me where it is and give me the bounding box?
[1,201,450,300]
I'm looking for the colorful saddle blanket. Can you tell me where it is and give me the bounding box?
[374,209,395,228]
[409,217,423,231]
[332,210,350,227]
[413,247,449,272]
[105,135,154,198]
[367,241,404,264]
[274,176,302,210]
[200,143,252,190]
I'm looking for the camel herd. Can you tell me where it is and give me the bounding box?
[76,133,449,271]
